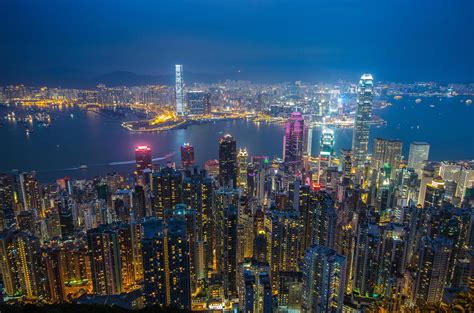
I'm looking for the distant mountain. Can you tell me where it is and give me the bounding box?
[0,66,222,88]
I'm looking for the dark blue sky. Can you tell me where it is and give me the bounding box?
[1,0,473,83]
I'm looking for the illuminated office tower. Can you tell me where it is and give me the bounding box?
[371,138,402,178]
[151,166,182,219]
[237,148,249,190]
[266,209,301,291]
[186,90,211,115]
[301,245,346,313]
[219,134,238,188]
[142,217,191,309]
[424,177,445,208]
[408,142,430,175]
[175,64,185,116]
[0,230,45,300]
[180,142,195,169]
[18,171,41,210]
[238,259,272,313]
[415,237,452,306]
[135,145,152,175]
[352,74,374,168]
[305,126,313,156]
[318,128,335,184]
[283,112,305,172]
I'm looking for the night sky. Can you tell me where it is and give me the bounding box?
[1,0,473,84]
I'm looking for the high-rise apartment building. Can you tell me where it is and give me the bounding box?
[301,245,346,313]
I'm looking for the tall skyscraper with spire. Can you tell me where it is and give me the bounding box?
[352,74,374,168]
[175,64,185,116]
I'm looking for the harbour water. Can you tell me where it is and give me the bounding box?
[0,96,472,182]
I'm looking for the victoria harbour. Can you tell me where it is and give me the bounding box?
[1,96,472,182]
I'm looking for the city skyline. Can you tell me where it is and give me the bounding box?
[0,1,473,312]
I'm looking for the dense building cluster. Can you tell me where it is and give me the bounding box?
[0,75,473,313]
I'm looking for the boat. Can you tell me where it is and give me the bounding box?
[79,165,88,169]
[466,99,472,105]
[394,95,402,100]
[415,98,422,104]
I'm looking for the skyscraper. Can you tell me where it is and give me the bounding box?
[238,259,272,313]
[283,112,305,172]
[266,209,301,291]
[180,143,195,169]
[424,177,445,208]
[318,128,335,184]
[87,224,135,295]
[135,145,152,175]
[219,134,237,188]
[407,142,430,175]
[371,138,403,178]
[237,148,249,190]
[304,126,313,157]
[415,237,452,306]
[301,245,346,313]
[0,230,46,300]
[151,166,182,219]
[175,64,185,116]
[142,217,191,309]
[18,171,41,210]
[352,74,374,168]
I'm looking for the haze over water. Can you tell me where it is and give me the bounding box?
[1,96,472,182]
